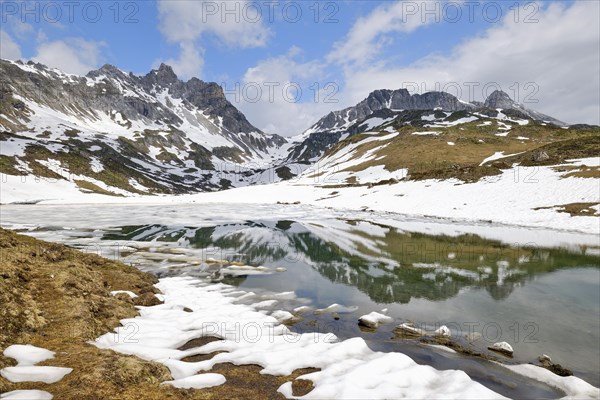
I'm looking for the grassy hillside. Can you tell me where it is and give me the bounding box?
[317,120,599,185]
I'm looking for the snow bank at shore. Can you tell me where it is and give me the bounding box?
[93,276,599,399]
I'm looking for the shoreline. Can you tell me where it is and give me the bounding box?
[1,157,599,236]
[2,228,599,399]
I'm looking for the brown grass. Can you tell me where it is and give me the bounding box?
[74,180,123,197]
[533,202,600,217]
[323,123,599,183]
[0,229,319,399]
[553,165,600,179]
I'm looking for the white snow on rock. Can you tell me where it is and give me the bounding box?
[220,265,272,276]
[489,342,514,354]
[434,325,451,337]
[271,310,295,322]
[3,345,55,366]
[0,366,72,384]
[358,312,393,328]
[110,290,138,298]
[162,373,226,389]
[0,390,53,400]
[92,277,505,399]
[396,323,426,336]
[315,303,359,314]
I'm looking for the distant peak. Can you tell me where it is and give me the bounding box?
[85,63,126,79]
[99,63,120,72]
[149,63,178,85]
[484,90,516,108]
[158,63,174,73]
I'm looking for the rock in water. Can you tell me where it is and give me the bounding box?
[358,312,393,329]
[434,325,451,337]
[395,323,426,337]
[538,354,552,363]
[488,341,514,356]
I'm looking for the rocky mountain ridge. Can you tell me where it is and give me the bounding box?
[285,88,568,164]
[0,59,289,195]
[1,59,595,199]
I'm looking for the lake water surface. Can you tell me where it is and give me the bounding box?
[2,203,598,397]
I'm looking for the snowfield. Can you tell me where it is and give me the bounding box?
[1,158,598,235]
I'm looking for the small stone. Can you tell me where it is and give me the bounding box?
[488,341,514,356]
[434,325,451,337]
[532,151,550,162]
[396,323,426,337]
[539,354,552,363]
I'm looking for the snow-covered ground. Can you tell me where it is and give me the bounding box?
[91,276,599,399]
[2,158,598,235]
[1,345,71,399]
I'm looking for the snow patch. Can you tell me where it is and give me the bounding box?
[3,345,55,366]
[162,373,226,389]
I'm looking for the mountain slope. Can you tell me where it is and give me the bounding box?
[0,59,289,196]
[292,116,598,188]
[285,89,567,168]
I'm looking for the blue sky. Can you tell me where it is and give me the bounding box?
[1,1,598,135]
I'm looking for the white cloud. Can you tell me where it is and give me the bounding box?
[0,30,22,60]
[154,41,204,80]
[328,1,440,67]
[33,37,106,75]
[234,48,335,136]
[157,0,271,78]
[333,1,600,125]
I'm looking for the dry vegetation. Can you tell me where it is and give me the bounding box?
[0,228,317,399]
[534,202,600,217]
[322,122,599,185]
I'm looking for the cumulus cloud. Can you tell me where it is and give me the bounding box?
[33,37,106,75]
[154,41,205,81]
[334,1,600,125]
[234,47,335,136]
[157,0,271,78]
[240,1,598,135]
[328,1,440,67]
[0,30,23,60]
